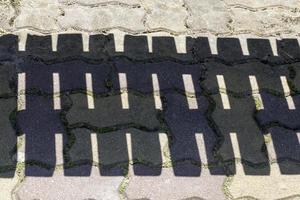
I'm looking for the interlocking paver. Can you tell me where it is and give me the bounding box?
[256,93,300,129]
[58,0,141,5]
[0,31,299,200]
[227,162,300,199]
[231,7,300,34]
[265,127,300,174]
[15,166,124,200]
[202,61,289,95]
[0,64,17,178]
[223,0,300,8]
[185,0,231,33]
[210,94,269,175]
[57,5,146,32]
[125,165,226,200]
[144,1,187,32]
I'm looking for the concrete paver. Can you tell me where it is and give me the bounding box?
[15,166,124,200]
[0,0,299,199]
[125,166,226,200]
[0,0,299,36]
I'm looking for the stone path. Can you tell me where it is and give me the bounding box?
[0,33,297,199]
[0,0,300,36]
[0,0,299,200]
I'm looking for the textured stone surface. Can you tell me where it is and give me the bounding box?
[185,0,232,33]
[0,0,299,36]
[0,3,15,32]
[0,0,299,199]
[0,172,22,200]
[227,163,300,199]
[144,0,187,32]
[15,167,124,200]
[231,7,300,34]
[58,0,141,5]
[223,0,300,8]
[126,166,226,200]
[57,5,146,32]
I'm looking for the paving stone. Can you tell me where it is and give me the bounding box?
[0,64,17,178]
[66,93,160,130]
[231,7,300,34]
[125,165,226,200]
[256,93,300,129]
[0,35,18,61]
[228,162,300,199]
[0,138,24,200]
[277,39,300,62]
[2,0,300,36]
[20,0,59,8]
[16,63,67,176]
[289,63,300,93]
[19,60,112,92]
[224,0,300,8]
[0,172,22,200]
[163,93,222,176]
[211,94,269,175]
[108,37,194,60]
[58,0,141,5]
[0,3,15,31]
[65,128,163,176]
[265,127,300,174]
[22,35,111,68]
[57,5,145,31]
[15,166,124,200]
[114,60,203,93]
[142,0,184,8]
[214,37,285,64]
[15,0,60,31]
[185,0,231,33]
[202,61,289,95]
[145,1,187,32]
[0,98,17,170]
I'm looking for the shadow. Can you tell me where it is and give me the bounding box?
[0,35,18,61]
[0,63,17,178]
[0,33,298,178]
[217,37,244,63]
[268,127,300,174]
[114,59,224,176]
[256,92,300,174]
[16,61,64,176]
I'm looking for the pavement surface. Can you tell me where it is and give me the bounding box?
[0,0,299,200]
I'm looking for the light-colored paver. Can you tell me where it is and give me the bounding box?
[57,5,146,32]
[15,0,60,31]
[0,172,22,200]
[14,167,124,200]
[185,0,232,33]
[125,167,226,200]
[231,7,300,35]
[223,0,300,8]
[58,0,141,6]
[0,0,298,36]
[143,0,187,32]
[0,3,15,32]
[125,132,225,200]
[227,162,300,199]
[227,133,300,199]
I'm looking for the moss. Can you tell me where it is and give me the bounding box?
[118,174,130,200]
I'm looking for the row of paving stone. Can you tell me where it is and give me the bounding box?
[6,60,299,173]
[0,33,299,199]
[1,0,300,35]
[2,34,300,64]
